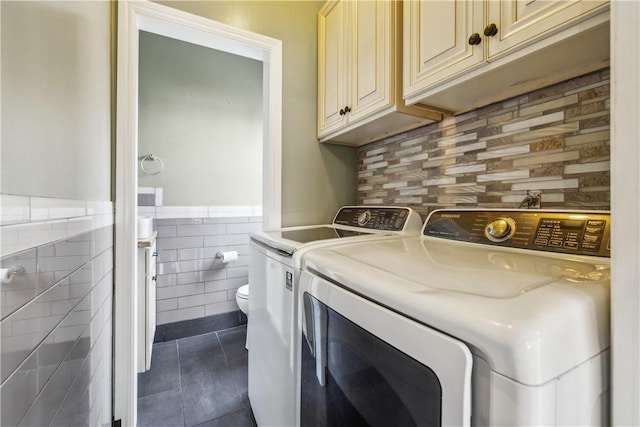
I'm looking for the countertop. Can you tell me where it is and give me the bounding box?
[137,231,158,248]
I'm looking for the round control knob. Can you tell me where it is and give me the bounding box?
[357,210,371,226]
[484,217,516,242]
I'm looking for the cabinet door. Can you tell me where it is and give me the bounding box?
[348,0,393,122]
[487,0,608,58]
[146,242,157,370]
[318,0,348,137]
[137,247,146,373]
[404,0,484,97]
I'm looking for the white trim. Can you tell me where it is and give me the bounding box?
[1,196,113,257]
[0,194,113,227]
[611,1,640,425]
[114,1,282,424]
[114,1,139,424]
[136,205,263,219]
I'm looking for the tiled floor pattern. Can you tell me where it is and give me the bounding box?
[137,326,256,427]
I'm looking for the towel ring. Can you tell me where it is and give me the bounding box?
[140,154,164,175]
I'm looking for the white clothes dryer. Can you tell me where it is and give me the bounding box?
[248,206,423,427]
[298,209,611,426]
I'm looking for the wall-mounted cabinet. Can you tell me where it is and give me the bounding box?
[318,0,446,146]
[404,0,610,113]
[487,0,608,58]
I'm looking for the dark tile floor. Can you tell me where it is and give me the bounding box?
[137,326,257,427]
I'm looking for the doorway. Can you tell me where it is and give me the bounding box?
[114,2,282,424]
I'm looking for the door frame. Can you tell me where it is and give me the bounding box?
[611,1,640,424]
[114,1,282,424]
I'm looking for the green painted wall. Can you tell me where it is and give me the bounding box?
[138,31,263,206]
[156,1,358,226]
[1,1,111,201]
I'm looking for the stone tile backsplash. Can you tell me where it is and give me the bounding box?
[357,69,610,218]
[153,216,261,325]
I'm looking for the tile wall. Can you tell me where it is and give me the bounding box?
[151,214,261,325]
[0,195,114,427]
[139,205,262,220]
[357,69,611,218]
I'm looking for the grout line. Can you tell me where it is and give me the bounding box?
[216,330,231,368]
[216,329,246,401]
[176,340,186,427]
[216,323,248,335]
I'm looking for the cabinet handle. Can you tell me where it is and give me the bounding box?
[483,23,498,37]
[152,275,157,282]
[344,106,351,114]
[468,33,481,45]
[339,108,345,116]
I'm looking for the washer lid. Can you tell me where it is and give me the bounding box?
[251,225,381,255]
[250,206,424,255]
[302,237,610,386]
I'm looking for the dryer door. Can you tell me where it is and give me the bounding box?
[298,271,473,427]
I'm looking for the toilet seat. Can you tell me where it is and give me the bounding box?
[237,284,249,299]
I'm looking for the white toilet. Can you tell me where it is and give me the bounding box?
[236,284,249,315]
[236,284,249,349]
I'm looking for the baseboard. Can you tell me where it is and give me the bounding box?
[153,310,247,343]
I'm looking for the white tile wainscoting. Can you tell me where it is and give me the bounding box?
[146,209,262,325]
[0,195,114,258]
[0,195,114,427]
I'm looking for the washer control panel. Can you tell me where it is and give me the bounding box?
[424,210,611,257]
[333,207,411,231]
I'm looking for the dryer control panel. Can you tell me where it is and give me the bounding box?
[333,207,411,231]
[423,210,611,257]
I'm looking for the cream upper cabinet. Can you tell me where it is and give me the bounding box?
[404,0,610,113]
[487,0,609,58]
[347,0,392,123]
[318,0,445,147]
[318,0,348,136]
[404,0,484,95]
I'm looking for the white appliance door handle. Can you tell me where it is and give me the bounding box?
[303,293,328,387]
[312,297,328,387]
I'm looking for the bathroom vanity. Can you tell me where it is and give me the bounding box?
[137,232,157,372]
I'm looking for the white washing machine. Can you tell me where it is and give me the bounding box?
[298,209,611,426]
[248,206,423,427]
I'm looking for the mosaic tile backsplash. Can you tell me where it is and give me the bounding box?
[357,69,610,219]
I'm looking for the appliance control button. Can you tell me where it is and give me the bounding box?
[534,238,548,246]
[484,217,516,242]
[357,210,371,226]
